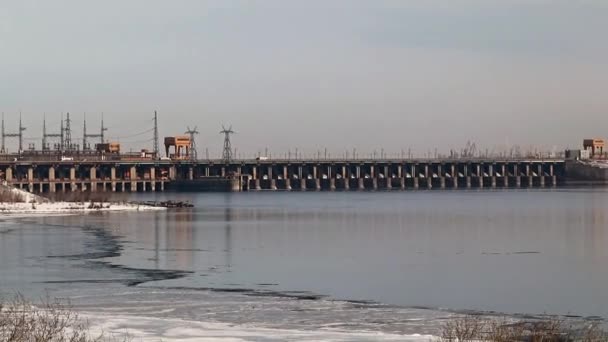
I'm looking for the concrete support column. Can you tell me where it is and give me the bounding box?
[169,166,176,180]
[285,178,292,191]
[330,178,336,191]
[451,165,458,189]
[27,167,34,192]
[110,167,116,192]
[412,164,418,189]
[70,167,77,192]
[253,178,262,190]
[150,167,156,191]
[268,166,277,190]
[358,178,365,191]
[5,167,13,182]
[253,167,261,190]
[205,167,210,177]
[370,165,375,178]
[130,166,137,191]
[398,165,403,178]
[385,166,392,190]
[48,167,56,193]
[298,166,303,180]
[438,165,445,189]
[466,176,472,189]
[313,166,318,180]
[425,165,432,189]
[399,177,405,190]
[90,167,97,192]
[540,174,546,187]
[188,167,194,180]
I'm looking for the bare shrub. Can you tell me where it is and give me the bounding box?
[441,315,485,342]
[582,324,608,342]
[0,294,129,342]
[0,187,24,203]
[439,315,607,342]
[48,192,126,204]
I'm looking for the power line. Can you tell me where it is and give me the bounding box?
[106,127,154,140]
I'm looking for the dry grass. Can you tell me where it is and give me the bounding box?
[0,188,24,203]
[48,191,118,204]
[439,315,608,342]
[0,295,129,342]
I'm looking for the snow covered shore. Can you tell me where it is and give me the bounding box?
[0,183,164,215]
[0,201,165,214]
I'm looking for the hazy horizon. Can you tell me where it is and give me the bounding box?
[2,0,607,157]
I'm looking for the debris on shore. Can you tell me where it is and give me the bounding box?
[131,200,194,208]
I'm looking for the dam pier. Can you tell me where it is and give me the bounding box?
[0,158,564,193]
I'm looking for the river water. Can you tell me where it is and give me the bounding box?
[1,189,607,340]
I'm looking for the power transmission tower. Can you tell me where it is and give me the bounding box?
[220,125,235,162]
[64,112,73,152]
[1,113,26,154]
[153,111,159,159]
[83,113,107,150]
[43,114,66,151]
[1,113,4,154]
[185,126,199,161]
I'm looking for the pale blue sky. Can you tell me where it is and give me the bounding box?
[1,1,607,157]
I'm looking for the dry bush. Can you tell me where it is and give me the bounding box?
[0,188,24,203]
[0,294,129,342]
[441,315,485,342]
[48,192,125,204]
[439,315,608,342]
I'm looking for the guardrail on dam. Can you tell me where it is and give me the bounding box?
[0,158,565,193]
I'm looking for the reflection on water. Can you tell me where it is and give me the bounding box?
[1,189,608,320]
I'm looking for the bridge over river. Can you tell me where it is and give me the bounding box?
[0,158,565,193]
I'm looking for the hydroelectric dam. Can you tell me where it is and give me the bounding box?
[0,157,567,193]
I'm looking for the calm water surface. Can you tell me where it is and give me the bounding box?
[1,189,607,338]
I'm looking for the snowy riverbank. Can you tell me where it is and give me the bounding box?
[0,201,165,215]
[0,183,164,215]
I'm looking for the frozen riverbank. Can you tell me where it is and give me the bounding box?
[0,183,164,215]
[0,201,165,215]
